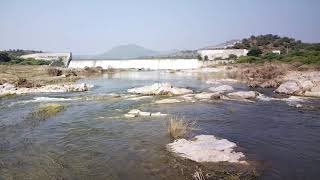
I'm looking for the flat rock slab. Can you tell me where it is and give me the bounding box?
[167,135,246,163]
[209,85,234,93]
[155,98,182,104]
[127,83,193,96]
[226,91,258,99]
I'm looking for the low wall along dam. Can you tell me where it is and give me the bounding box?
[68,59,204,70]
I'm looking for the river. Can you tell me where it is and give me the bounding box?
[0,70,319,180]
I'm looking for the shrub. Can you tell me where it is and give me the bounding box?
[65,70,77,77]
[197,54,203,61]
[247,47,262,57]
[18,58,50,65]
[237,56,263,63]
[236,63,288,87]
[16,77,38,88]
[262,53,282,60]
[50,58,65,67]
[228,54,237,60]
[47,68,63,76]
[28,103,65,120]
[0,52,11,62]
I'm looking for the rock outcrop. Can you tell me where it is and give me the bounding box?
[226,91,258,99]
[155,98,182,104]
[128,83,192,96]
[0,83,91,96]
[167,135,246,163]
[275,81,301,95]
[275,71,320,97]
[209,85,234,93]
[194,92,221,100]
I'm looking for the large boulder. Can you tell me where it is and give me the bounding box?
[209,85,234,93]
[304,91,320,97]
[304,84,320,97]
[311,84,320,92]
[0,83,16,91]
[275,81,301,95]
[226,91,258,99]
[65,83,90,92]
[300,80,315,92]
[0,83,17,96]
[128,83,192,96]
[167,135,246,163]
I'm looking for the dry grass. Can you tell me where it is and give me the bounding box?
[16,77,40,88]
[231,62,291,88]
[47,67,63,76]
[0,65,80,87]
[193,168,206,180]
[28,103,65,120]
[167,116,198,139]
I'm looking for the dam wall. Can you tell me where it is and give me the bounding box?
[21,52,72,66]
[68,59,203,70]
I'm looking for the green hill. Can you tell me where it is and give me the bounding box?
[233,34,320,64]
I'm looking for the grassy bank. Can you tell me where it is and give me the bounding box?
[0,65,79,87]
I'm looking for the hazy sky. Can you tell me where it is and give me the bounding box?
[1,0,319,54]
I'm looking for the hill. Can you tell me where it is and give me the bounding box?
[232,34,302,53]
[233,34,320,64]
[97,44,159,59]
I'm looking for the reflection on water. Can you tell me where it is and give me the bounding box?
[0,70,320,179]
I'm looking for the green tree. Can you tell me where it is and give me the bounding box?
[247,47,262,57]
[0,52,11,62]
[228,54,237,60]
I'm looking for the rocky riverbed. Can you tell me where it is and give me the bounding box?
[0,65,320,179]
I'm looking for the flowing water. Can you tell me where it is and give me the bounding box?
[0,70,320,180]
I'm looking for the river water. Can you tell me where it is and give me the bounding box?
[0,70,319,180]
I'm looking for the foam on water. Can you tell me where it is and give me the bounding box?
[8,97,74,107]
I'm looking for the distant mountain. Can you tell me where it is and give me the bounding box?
[97,44,159,59]
[74,44,180,59]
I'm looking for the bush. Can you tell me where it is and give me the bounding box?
[47,68,63,76]
[16,77,39,88]
[50,58,65,67]
[247,47,263,57]
[262,53,282,60]
[18,58,50,65]
[228,54,237,60]
[237,56,263,63]
[197,54,203,61]
[0,52,11,62]
[28,103,65,120]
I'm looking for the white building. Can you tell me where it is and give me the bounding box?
[21,52,72,66]
[197,49,248,60]
[272,50,281,54]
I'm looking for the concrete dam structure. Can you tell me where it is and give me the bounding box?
[68,59,203,70]
[21,52,72,66]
